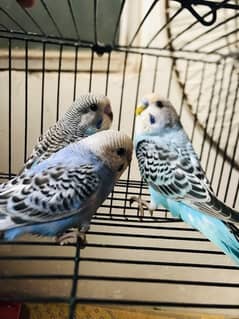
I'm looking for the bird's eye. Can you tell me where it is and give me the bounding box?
[155,100,164,108]
[149,113,156,124]
[116,148,126,156]
[90,104,98,111]
[118,164,124,172]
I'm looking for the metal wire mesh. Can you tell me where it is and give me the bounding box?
[0,1,239,318]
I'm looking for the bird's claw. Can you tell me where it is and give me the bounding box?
[129,196,154,218]
[56,229,87,248]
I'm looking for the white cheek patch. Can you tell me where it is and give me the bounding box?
[135,114,151,135]
[79,112,99,135]
[81,112,96,125]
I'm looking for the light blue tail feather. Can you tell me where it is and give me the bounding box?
[149,186,239,265]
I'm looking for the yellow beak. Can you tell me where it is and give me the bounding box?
[135,105,146,116]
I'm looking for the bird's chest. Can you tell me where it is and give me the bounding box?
[136,140,171,182]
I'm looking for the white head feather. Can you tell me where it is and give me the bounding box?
[80,130,133,179]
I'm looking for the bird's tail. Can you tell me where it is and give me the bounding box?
[149,188,239,264]
[180,204,239,265]
[209,194,239,224]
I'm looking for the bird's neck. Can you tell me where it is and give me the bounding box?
[135,124,190,152]
[59,116,86,139]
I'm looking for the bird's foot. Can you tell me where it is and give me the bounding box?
[56,229,87,248]
[129,196,154,218]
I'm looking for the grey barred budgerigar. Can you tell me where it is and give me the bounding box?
[0,130,132,244]
[22,93,113,172]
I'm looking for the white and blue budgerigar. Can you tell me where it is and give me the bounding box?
[0,130,132,244]
[133,93,239,264]
[22,93,113,171]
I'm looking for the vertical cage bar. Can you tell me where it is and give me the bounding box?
[89,50,94,93]
[40,0,63,37]
[93,0,97,44]
[24,40,29,162]
[104,52,111,96]
[117,52,128,131]
[224,126,239,202]
[232,128,239,207]
[113,0,126,46]
[179,60,190,117]
[8,38,12,179]
[216,67,238,195]
[166,60,174,99]
[68,242,81,319]
[152,56,159,92]
[109,52,128,216]
[205,61,226,173]
[211,64,234,190]
[67,0,80,39]
[124,53,143,216]
[131,54,143,138]
[233,167,239,208]
[128,0,158,46]
[235,1,239,49]
[40,42,46,135]
[73,46,79,101]
[56,44,63,121]
[233,187,239,209]
[199,63,219,160]
[191,62,206,143]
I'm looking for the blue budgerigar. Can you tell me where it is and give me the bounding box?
[22,93,113,172]
[133,93,239,264]
[0,130,132,244]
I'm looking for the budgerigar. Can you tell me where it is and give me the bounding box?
[0,130,132,244]
[22,93,113,171]
[133,93,239,264]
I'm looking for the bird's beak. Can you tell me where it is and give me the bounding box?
[135,105,146,116]
[104,104,113,121]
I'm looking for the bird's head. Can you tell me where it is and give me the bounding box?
[135,93,179,136]
[65,93,113,136]
[82,130,133,180]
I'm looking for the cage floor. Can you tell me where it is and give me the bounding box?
[0,180,239,315]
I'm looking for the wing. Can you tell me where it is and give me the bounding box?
[0,164,100,225]
[22,126,83,172]
[23,130,60,171]
[136,138,239,222]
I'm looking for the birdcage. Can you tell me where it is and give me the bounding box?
[0,0,239,318]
